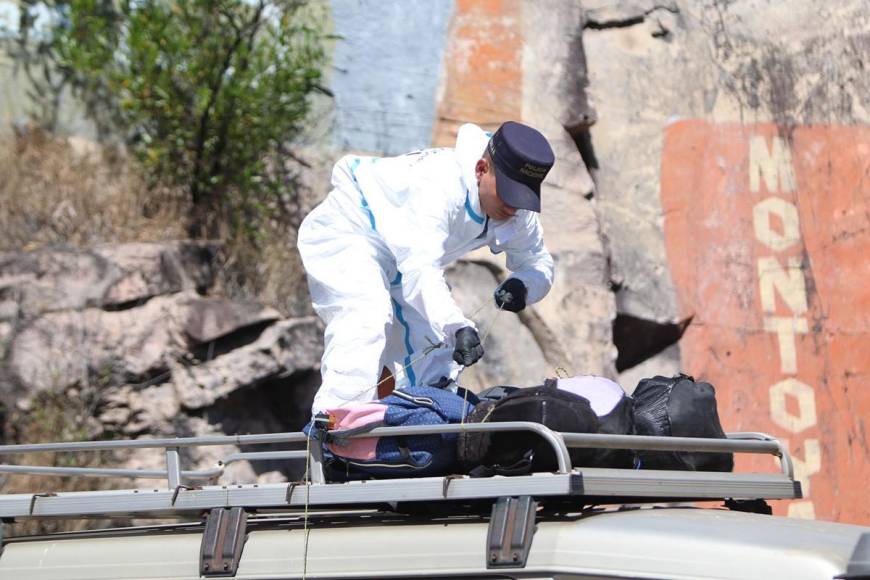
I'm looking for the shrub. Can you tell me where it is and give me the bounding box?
[5,0,328,239]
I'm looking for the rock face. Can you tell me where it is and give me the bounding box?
[579,0,870,523]
[0,242,323,483]
[446,262,552,389]
[435,0,618,384]
[0,242,219,320]
[171,318,321,410]
[581,0,869,339]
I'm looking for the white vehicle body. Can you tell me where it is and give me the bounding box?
[1,507,867,579]
[0,424,866,580]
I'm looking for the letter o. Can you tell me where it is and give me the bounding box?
[769,377,817,434]
[753,197,801,252]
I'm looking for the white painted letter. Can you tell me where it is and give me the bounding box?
[754,197,802,252]
[782,438,822,498]
[758,257,808,315]
[764,317,809,374]
[750,135,797,193]
[788,501,817,519]
[769,377,817,433]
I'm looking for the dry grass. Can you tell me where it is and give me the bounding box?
[0,127,188,251]
[0,126,317,318]
[219,224,314,318]
[214,147,330,319]
[0,390,127,536]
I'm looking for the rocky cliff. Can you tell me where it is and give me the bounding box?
[579,0,869,523]
[0,242,322,482]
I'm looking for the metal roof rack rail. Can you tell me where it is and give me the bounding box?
[0,423,800,520]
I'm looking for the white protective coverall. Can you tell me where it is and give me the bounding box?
[298,123,554,413]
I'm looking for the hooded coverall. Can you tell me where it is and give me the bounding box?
[297,123,554,413]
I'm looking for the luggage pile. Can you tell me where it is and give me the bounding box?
[307,373,733,481]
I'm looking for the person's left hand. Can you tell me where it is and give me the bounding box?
[494,278,527,312]
[453,326,484,366]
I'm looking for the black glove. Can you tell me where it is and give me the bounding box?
[494,278,527,312]
[453,326,484,366]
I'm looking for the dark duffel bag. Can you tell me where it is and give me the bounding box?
[457,384,600,476]
[632,374,734,472]
[544,376,636,469]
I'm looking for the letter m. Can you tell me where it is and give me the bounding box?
[750,135,797,193]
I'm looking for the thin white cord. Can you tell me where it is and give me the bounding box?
[479,303,504,346]
[461,303,504,426]
[301,429,313,579]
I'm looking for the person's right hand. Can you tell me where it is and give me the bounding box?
[453,326,484,366]
[494,278,527,312]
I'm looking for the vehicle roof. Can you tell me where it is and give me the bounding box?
[1,506,866,579]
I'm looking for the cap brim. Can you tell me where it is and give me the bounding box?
[494,167,541,212]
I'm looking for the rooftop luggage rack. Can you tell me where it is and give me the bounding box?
[0,423,800,521]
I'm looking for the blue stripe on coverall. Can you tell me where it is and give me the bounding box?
[390,293,417,387]
[360,195,412,386]
[350,158,377,231]
[464,189,485,224]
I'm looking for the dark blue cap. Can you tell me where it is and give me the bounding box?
[487,121,555,213]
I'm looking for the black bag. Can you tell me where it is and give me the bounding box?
[475,385,520,402]
[632,374,734,472]
[543,376,636,469]
[457,384,600,475]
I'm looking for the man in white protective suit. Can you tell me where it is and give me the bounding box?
[297,121,556,414]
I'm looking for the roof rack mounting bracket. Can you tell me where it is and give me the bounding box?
[486,496,537,569]
[724,498,773,515]
[200,507,248,578]
[28,493,56,516]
